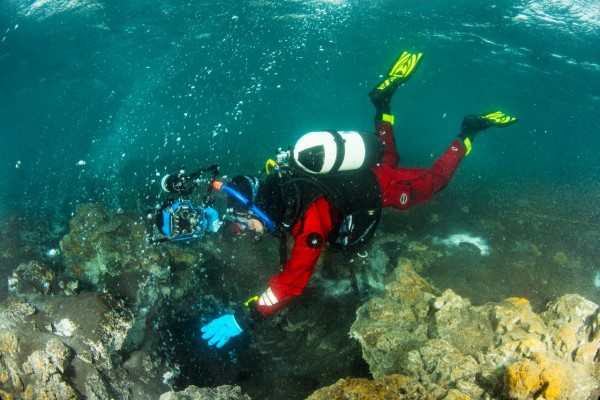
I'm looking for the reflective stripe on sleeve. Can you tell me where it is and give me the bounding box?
[258,287,279,307]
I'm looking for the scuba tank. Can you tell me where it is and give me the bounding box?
[291,130,383,174]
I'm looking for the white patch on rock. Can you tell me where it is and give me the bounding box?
[432,233,491,256]
[594,271,600,288]
[53,318,77,337]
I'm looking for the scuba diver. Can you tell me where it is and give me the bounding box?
[195,51,518,349]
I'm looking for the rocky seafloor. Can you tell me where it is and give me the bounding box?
[1,183,600,399]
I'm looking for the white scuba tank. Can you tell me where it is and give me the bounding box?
[291,130,383,174]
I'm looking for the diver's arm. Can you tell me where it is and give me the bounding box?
[254,197,333,317]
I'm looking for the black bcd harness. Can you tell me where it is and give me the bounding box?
[259,167,382,267]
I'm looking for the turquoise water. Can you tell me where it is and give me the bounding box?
[1,0,599,398]
[2,0,598,219]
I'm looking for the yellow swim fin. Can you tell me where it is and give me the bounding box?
[459,111,518,155]
[375,51,424,92]
[481,111,518,126]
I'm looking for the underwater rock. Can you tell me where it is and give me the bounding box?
[306,374,469,400]
[57,203,227,320]
[347,258,600,399]
[159,384,251,400]
[552,251,568,266]
[0,262,175,399]
[59,203,155,287]
[2,209,277,399]
[350,258,440,376]
[8,260,55,295]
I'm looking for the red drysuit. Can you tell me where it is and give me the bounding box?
[255,121,466,316]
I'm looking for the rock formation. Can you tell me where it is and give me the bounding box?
[160,385,252,400]
[343,258,600,399]
[0,260,175,399]
[4,204,600,399]
[0,204,255,399]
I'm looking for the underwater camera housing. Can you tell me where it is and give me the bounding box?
[154,164,220,242]
[156,200,206,241]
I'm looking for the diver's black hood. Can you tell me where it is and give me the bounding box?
[227,175,285,223]
[255,174,287,225]
[227,175,259,212]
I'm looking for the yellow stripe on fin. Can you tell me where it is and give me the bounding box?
[375,51,424,92]
[389,52,423,78]
[482,111,517,125]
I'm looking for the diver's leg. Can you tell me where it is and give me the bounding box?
[369,51,423,122]
[458,111,518,155]
[413,111,518,193]
[373,140,465,210]
[369,51,423,167]
[374,111,518,210]
[375,117,399,167]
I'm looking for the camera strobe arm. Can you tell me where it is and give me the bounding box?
[161,164,220,199]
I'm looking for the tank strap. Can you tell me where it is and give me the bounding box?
[326,130,346,174]
[278,233,289,268]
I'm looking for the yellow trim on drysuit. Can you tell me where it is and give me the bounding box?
[463,137,472,155]
[382,113,395,125]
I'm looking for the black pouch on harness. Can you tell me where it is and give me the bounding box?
[315,169,382,251]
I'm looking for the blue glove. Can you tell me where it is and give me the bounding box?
[200,314,243,348]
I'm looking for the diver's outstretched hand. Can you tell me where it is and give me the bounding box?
[200,314,243,348]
